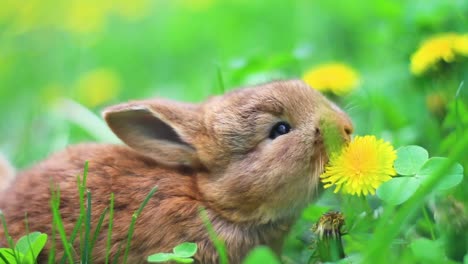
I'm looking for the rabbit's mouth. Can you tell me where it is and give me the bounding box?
[318,153,328,176]
[313,136,328,169]
[307,146,328,198]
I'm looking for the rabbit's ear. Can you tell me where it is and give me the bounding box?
[103,100,201,167]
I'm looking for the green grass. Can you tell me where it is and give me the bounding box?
[0,162,158,264]
[123,186,158,264]
[105,193,114,264]
[199,207,229,264]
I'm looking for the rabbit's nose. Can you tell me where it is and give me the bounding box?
[327,102,353,142]
[340,116,353,142]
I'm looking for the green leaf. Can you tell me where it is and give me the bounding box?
[394,146,428,175]
[15,232,48,261]
[0,248,24,264]
[376,177,420,205]
[416,157,464,191]
[147,253,173,262]
[301,205,330,222]
[242,246,281,264]
[173,242,197,258]
[171,256,194,263]
[410,238,445,262]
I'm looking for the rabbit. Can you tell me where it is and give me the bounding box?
[0,80,353,264]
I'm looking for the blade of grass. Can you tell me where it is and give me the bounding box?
[82,162,89,187]
[48,208,56,264]
[59,166,90,264]
[90,207,108,253]
[0,211,21,263]
[364,132,468,263]
[59,213,83,264]
[24,213,39,264]
[199,207,229,264]
[83,190,92,263]
[454,81,464,138]
[78,162,89,258]
[50,184,74,264]
[56,99,120,143]
[112,243,123,264]
[422,207,436,240]
[216,64,226,94]
[122,186,158,264]
[105,193,115,264]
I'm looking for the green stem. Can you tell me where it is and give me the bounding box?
[105,193,114,264]
[199,207,229,264]
[422,207,436,240]
[83,190,92,263]
[50,186,74,264]
[0,211,20,263]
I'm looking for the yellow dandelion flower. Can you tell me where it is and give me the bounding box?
[454,34,468,55]
[320,135,397,196]
[303,63,360,95]
[410,33,468,75]
[75,68,121,107]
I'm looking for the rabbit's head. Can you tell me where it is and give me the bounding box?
[104,80,352,224]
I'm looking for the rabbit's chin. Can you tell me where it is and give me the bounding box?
[312,152,328,198]
[252,148,329,224]
[263,155,329,224]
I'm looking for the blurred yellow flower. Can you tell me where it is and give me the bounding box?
[64,0,151,33]
[454,34,468,54]
[75,69,121,107]
[410,33,468,75]
[1,0,151,35]
[303,63,360,95]
[320,135,397,196]
[65,1,111,34]
[2,0,55,33]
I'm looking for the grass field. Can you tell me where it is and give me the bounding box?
[0,1,467,263]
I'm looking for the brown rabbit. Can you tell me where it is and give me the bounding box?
[0,80,352,263]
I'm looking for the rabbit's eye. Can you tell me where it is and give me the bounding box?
[269,121,291,139]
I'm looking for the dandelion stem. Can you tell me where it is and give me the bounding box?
[310,211,345,263]
[422,207,436,240]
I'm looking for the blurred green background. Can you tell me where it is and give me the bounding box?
[1,0,466,168]
[0,0,467,263]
